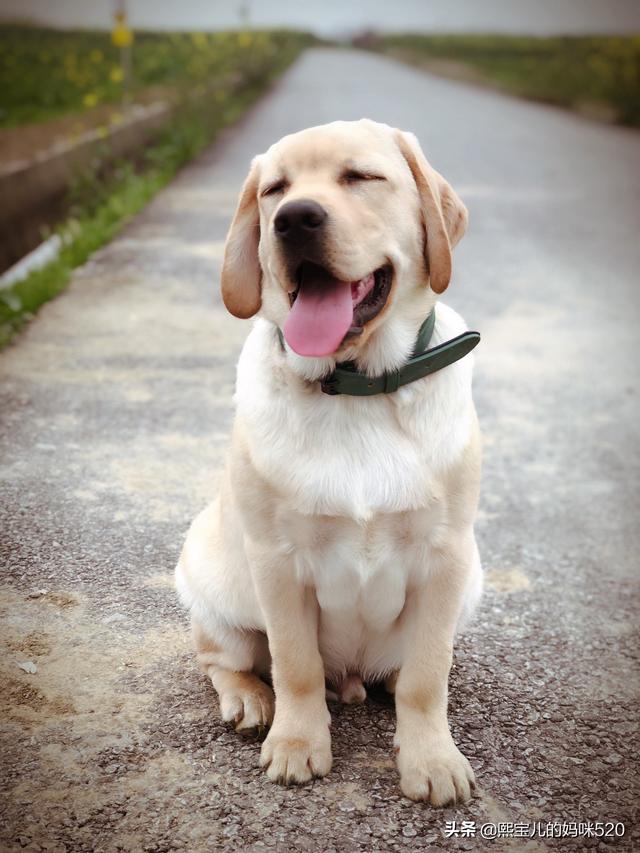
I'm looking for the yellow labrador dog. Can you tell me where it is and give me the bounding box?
[176,119,482,806]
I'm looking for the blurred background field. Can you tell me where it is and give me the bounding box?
[0,26,314,159]
[364,34,640,127]
[0,26,310,126]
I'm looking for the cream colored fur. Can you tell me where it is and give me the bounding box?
[175,119,482,805]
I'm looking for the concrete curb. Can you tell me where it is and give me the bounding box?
[0,101,172,272]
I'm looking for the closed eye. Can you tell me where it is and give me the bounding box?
[341,169,386,185]
[261,179,288,197]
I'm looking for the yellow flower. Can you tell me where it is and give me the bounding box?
[112,25,133,48]
[238,33,252,48]
[110,66,124,82]
[83,92,98,107]
[90,49,103,63]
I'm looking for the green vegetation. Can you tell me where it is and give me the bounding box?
[0,26,312,126]
[369,35,640,127]
[0,29,312,348]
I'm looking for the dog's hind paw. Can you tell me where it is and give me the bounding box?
[216,672,275,732]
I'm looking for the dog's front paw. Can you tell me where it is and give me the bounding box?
[260,722,332,784]
[396,732,475,806]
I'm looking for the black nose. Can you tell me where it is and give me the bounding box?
[274,199,327,242]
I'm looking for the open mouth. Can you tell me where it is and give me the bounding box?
[284,261,393,357]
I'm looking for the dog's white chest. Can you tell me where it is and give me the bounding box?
[236,316,474,521]
[288,507,436,629]
[242,381,446,522]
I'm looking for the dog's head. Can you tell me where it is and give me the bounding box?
[221,119,467,368]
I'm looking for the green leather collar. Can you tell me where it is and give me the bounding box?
[277,309,480,397]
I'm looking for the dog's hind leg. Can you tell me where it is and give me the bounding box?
[176,499,274,731]
[193,619,274,731]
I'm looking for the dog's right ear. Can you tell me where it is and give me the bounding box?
[221,157,262,318]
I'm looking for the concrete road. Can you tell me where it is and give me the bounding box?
[1,48,639,852]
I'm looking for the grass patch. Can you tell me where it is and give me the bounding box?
[364,34,640,127]
[0,31,312,349]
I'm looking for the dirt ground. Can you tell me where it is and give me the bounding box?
[1,48,639,851]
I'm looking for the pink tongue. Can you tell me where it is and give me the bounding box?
[284,268,354,357]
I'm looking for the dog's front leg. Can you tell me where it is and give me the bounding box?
[250,545,332,785]
[395,531,476,805]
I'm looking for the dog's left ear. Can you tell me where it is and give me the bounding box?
[395,131,468,294]
[221,156,262,318]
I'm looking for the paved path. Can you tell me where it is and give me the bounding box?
[1,48,639,852]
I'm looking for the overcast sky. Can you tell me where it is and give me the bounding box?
[1,0,639,36]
